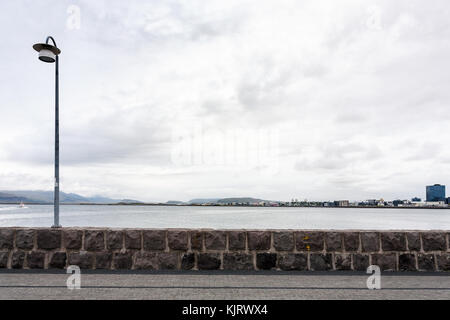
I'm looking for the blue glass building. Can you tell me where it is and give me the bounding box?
[426,184,446,202]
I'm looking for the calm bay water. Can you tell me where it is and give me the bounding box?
[0,204,449,230]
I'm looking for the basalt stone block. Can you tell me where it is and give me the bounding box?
[256,253,277,270]
[381,232,406,252]
[181,253,195,270]
[437,254,450,271]
[197,253,221,270]
[125,230,141,249]
[168,231,188,250]
[0,229,14,250]
[406,232,421,251]
[296,232,324,252]
[248,232,271,251]
[399,254,416,271]
[422,232,446,252]
[63,230,82,249]
[353,254,369,271]
[95,252,112,269]
[135,252,159,270]
[343,233,360,252]
[0,251,8,268]
[37,229,61,250]
[310,253,332,271]
[278,253,307,271]
[418,254,435,271]
[325,232,343,252]
[11,251,25,269]
[106,231,123,250]
[143,230,166,251]
[16,229,34,250]
[113,252,133,269]
[273,232,294,251]
[228,231,246,250]
[371,254,396,271]
[68,252,94,269]
[205,231,226,250]
[335,254,351,270]
[27,251,45,269]
[361,232,380,252]
[223,253,254,270]
[49,252,66,269]
[84,230,105,251]
[159,253,178,270]
[190,231,203,250]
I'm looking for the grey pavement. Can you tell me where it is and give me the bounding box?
[0,270,449,300]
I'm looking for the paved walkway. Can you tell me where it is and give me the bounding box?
[0,270,449,300]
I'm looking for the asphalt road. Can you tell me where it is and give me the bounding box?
[0,270,449,300]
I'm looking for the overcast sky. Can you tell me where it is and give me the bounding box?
[0,0,449,202]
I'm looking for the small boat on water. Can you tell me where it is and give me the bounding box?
[19,201,25,208]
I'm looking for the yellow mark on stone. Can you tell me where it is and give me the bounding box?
[306,245,310,251]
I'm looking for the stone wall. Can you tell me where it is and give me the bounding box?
[0,228,449,271]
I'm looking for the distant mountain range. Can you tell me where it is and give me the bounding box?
[166,197,273,205]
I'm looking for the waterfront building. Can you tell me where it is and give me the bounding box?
[426,184,446,202]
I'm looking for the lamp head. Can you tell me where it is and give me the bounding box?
[33,43,61,63]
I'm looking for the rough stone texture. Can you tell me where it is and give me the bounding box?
[381,232,407,252]
[84,230,105,252]
[143,230,166,251]
[63,230,82,249]
[68,252,94,269]
[159,253,178,269]
[204,231,226,250]
[11,251,25,269]
[406,232,421,251]
[223,253,254,270]
[361,232,380,252]
[248,232,271,251]
[181,253,195,270]
[95,252,112,269]
[113,252,133,269]
[371,254,397,271]
[273,232,294,251]
[16,230,34,250]
[422,232,446,252]
[353,254,369,271]
[37,230,61,250]
[399,254,416,271]
[125,230,141,249]
[310,253,332,271]
[134,252,177,270]
[437,254,450,271]
[343,233,360,252]
[0,251,8,268]
[106,231,123,250]
[228,231,246,250]
[190,231,203,250]
[256,253,277,270]
[49,252,66,269]
[335,254,351,270]
[325,232,342,252]
[0,229,14,250]
[197,253,221,270]
[27,251,45,269]
[418,254,435,271]
[278,253,307,271]
[296,232,324,252]
[168,231,188,250]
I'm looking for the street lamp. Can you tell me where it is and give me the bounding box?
[33,36,62,228]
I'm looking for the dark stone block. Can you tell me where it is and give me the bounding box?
[197,253,221,270]
[335,254,351,270]
[406,232,421,251]
[0,251,8,268]
[63,230,82,249]
[399,254,416,271]
[228,231,246,250]
[37,229,61,250]
[273,232,294,251]
[371,254,396,271]
[95,252,112,269]
[27,251,45,269]
[125,230,141,249]
[16,230,34,250]
[49,252,66,269]
[11,251,25,269]
[223,253,254,270]
[106,231,123,250]
[143,230,166,251]
[159,253,178,270]
[135,252,158,270]
[353,254,369,271]
[437,254,450,271]
[278,253,307,271]
[168,231,188,250]
[190,231,203,250]
[84,230,105,251]
[256,253,277,270]
[310,253,332,271]
[296,232,324,252]
[205,231,226,250]
[361,232,380,252]
[113,252,133,269]
[325,232,342,252]
[422,232,446,252]
[68,252,94,269]
[0,229,14,250]
[343,233,360,252]
[248,232,271,250]
[418,254,435,271]
[381,232,406,251]
[181,253,195,270]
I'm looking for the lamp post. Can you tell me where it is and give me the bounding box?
[33,36,62,228]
